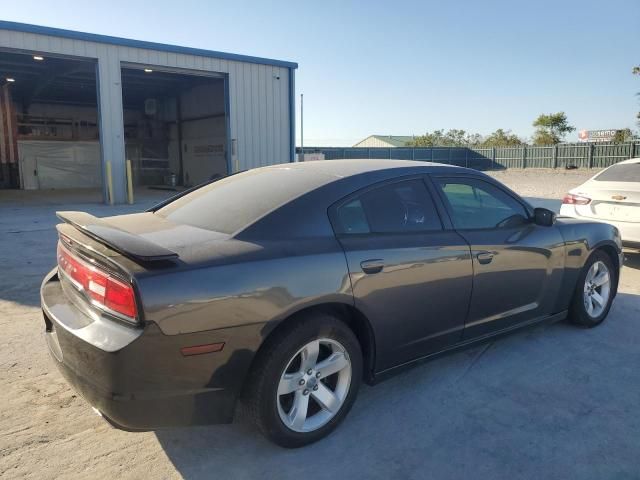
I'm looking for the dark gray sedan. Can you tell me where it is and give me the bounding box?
[41,160,622,447]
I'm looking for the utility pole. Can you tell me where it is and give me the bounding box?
[300,93,304,162]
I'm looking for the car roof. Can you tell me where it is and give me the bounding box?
[262,159,470,179]
[614,157,640,165]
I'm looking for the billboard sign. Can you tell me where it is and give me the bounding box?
[578,129,619,142]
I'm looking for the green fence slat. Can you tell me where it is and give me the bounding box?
[295,142,637,170]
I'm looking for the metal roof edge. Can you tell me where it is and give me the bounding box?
[0,20,298,69]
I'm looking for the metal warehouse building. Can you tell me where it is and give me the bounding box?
[0,21,297,203]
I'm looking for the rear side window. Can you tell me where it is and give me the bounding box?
[595,162,640,182]
[335,179,442,234]
[435,178,529,230]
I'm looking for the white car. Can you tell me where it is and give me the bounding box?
[560,157,640,249]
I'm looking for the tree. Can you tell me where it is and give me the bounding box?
[408,128,528,147]
[612,128,633,143]
[407,129,481,147]
[532,112,575,145]
[406,131,441,147]
[532,130,559,146]
[480,129,525,147]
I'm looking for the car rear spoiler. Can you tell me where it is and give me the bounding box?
[56,211,179,262]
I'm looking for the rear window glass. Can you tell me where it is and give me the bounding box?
[595,162,640,182]
[155,167,329,233]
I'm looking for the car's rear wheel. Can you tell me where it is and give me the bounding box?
[244,312,362,448]
[568,250,616,327]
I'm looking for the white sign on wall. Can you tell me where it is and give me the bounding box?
[578,129,619,142]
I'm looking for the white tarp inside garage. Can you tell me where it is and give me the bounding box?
[18,141,101,189]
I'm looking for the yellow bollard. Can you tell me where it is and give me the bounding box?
[106,161,114,205]
[126,159,134,205]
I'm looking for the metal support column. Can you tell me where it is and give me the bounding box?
[96,54,126,204]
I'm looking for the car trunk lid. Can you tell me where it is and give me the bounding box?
[54,210,228,324]
[56,210,235,266]
[572,182,640,223]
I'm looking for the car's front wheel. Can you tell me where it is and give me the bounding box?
[244,312,362,448]
[568,250,616,327]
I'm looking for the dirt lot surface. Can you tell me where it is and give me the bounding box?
[486,168,598,200]
[1,171,639,480]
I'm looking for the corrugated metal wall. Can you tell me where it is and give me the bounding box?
[0,27,293,203]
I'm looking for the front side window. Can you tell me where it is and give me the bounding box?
[335,179,442,234]
[435,178,529,230]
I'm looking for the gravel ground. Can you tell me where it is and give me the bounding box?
[1,170,639,480]
[487,168,598,200]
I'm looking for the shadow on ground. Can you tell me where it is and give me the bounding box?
[156,291,640,479]
[623,251,640,270]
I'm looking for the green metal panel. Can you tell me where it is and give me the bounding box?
[494,146,521,169]
[593,143,635,168]
[526,146,554,168]
[296,142,639,171]
[557,144,590,168]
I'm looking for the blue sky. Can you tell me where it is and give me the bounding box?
[3,0,639,146]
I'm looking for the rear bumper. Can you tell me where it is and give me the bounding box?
[41,269,258,430]
[44,327,233,431]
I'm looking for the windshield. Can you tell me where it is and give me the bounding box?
[594,162,640,182]
[154,166,330,234]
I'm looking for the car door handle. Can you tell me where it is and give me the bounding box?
[476,252,494,265]
[360,259,384,274]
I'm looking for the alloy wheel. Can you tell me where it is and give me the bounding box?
[277,338,352,433]
[583,260,611,318]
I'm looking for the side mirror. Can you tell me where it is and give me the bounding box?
[533,207,556,227]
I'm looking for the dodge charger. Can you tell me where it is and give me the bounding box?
[41,160,622,447]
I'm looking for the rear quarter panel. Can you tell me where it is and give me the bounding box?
[553,217,622,312]
[135,237,353,337]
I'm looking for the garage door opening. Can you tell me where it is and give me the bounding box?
[0,51,100,192]
[120,66,228,193]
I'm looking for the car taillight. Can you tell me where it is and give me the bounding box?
[57,241,138,322]
[562,193,591,205]
[104,276,137,318]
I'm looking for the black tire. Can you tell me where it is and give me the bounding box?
[568,250,617,328]
[243,312,362,448]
